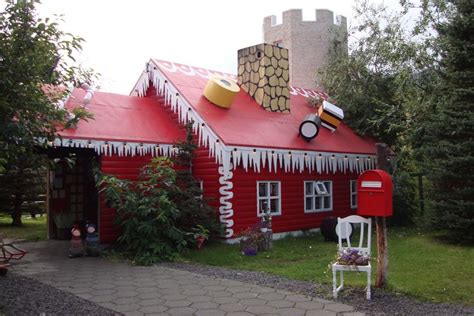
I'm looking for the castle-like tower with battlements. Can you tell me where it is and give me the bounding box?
[263,9,347,90]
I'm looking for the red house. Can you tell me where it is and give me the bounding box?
[47,44,376,243]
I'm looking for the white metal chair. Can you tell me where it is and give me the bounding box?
[332,215,372,300]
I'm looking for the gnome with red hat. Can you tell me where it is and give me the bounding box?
[69,224,84,258]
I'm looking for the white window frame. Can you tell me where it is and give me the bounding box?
[304,180,333,213]
[256,181,282,216]
[350,180,357,209]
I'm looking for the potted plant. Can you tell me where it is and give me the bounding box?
[53,213,74,240]
[238,225,263,256]
[193,224,209,250]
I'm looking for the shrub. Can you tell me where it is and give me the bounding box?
[99,158,189,264]
[98,123,222,264]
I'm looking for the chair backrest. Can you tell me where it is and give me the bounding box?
[337,215,372,256]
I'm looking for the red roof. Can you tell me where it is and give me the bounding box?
[150,59,376,155]
[59,89,184,144]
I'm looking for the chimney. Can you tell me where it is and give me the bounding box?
[237,43,290,113]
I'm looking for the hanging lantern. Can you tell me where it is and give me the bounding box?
[299,114,322,141]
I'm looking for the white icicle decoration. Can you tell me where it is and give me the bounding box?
[50,138,176,158]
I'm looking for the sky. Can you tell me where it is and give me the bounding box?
[4,0,400,94]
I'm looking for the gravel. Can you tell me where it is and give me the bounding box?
[164,262,474,315]
[0,273,119,316]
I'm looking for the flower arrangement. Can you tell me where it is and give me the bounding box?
[238,225,264,256]
[239,225,264,244]
[193,225,210,250]
[336,248,370,266]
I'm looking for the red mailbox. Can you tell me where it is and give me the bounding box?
[357,169,393,217]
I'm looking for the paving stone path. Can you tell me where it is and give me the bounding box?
[11,241,361,316]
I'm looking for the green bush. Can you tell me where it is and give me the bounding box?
[98,124,222,264]
[99,158,189,264]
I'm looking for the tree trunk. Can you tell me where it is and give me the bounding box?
[375,217,387,287]
[12,193,23,226]
[375,143,389,288]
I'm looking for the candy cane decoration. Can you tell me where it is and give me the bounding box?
[218,164,234,238]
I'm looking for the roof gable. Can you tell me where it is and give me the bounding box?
[131,59,376,174]
[137,59,376,155]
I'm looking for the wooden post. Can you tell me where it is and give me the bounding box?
[375,143,389,288]
[375,217,387,287]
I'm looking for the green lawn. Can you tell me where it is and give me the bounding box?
[179,227,474,306]
[0,214,47,241]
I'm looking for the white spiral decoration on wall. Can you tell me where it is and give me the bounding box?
[218,164,234,238]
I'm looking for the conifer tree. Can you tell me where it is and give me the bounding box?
[420,0,474,243]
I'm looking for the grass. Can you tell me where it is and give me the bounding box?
[179,227,474,306]
[0,213,47,241]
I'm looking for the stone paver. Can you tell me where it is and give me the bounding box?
[11,240,363,315]
[324,302,355,312]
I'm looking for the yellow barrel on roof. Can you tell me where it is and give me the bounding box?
[203,76,240,108]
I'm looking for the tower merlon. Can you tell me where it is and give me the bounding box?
[264,8,346,28]
[335,15,347,27]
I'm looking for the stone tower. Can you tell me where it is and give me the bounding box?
[263,9,347,90]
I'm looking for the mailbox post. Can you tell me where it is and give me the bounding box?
[357,169,393,288]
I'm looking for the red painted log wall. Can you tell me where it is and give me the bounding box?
[231,166,358,235]
[99,155,154,243]
[192,148,221,215]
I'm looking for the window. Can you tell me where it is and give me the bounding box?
[257,181,281,216]
[350,180,357,209]
[304,181,332,212]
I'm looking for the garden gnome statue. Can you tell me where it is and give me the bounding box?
[69,224,84,258]
[259,209,273,251]
[85,222,100,257]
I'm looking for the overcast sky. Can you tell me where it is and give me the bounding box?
[3,0,399,94]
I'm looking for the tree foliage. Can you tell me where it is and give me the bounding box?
[416,0,474,243]
[320,0,424,225]
[0,0,95,225]
[321,0,473,239]
[0,155,46,219]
